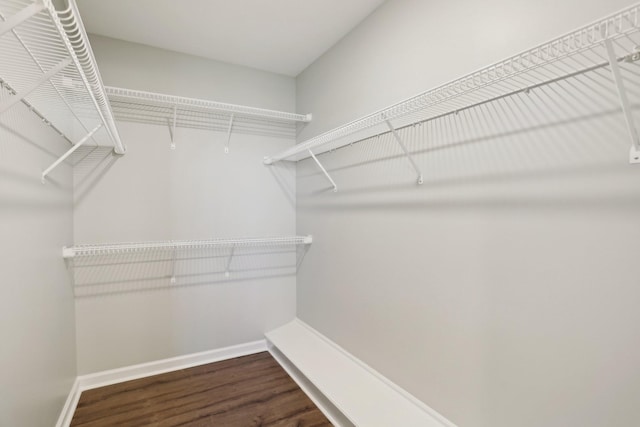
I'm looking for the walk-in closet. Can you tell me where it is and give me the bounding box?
[2,0,640,426]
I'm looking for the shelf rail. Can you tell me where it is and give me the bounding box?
[263,3,640,184]
[105,86,312,151]
[0,0,125,163]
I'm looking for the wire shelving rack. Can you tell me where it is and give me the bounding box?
[105,86,312,151]
[263,4,640,191]
[0,0,124,155]
[63,235,313,259]
[64,236,313,296]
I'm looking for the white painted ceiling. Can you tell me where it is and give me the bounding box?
[76,0,385,77]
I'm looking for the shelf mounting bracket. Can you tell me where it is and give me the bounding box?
[604,39,640,164]
[308,149,337,192]
[170,244,177,284]
[0,2,45,37]
[225,245,235,277]
[169,105,177,150]
[0,57,71,114]
[385,119,424,184]
[225,114,234,154]
[41,124,102,183]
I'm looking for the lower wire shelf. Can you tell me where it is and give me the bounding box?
[63,235,312,297]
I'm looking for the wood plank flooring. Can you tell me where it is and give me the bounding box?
[70,352,332,427]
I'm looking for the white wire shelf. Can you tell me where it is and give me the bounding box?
[0,0,124,155]
[65,235,312,297]
[264,3,640,172]
[63,235,313,258]
[105,86,312,144]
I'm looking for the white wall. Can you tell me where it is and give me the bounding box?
[73,37,298,374]
[0,89,76,425]
[88,35,295,111]
[295,1,640,426]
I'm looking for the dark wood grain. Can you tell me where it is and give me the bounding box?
[70,352,332,427]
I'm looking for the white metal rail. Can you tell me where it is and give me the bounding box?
[105,86,312,151]
[0,0,125,178]
[63,235,313,258]
[264,4,640,182]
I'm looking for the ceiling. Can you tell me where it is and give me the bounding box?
[76,0,385,77]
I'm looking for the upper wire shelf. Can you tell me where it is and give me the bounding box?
[63,235,313,258]
[0,0,125,154]
[106,86,312,142]
[264,3,640,169]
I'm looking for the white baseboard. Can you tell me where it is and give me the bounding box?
[55,339,267,427]
[55,378,81,427]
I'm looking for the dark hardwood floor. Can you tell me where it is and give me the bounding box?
[70,352,332,426]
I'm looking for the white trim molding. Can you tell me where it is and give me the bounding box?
[55,378,81,427]
[55,339,267,427]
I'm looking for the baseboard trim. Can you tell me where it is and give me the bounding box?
[55,339,268,427]
[55,378,81,427]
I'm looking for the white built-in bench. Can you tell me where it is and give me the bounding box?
[266,319,455,427]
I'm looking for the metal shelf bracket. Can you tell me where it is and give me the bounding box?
[0,57,71,114]
[170,245,177,284]
[169,105,177,150]
[0,2,45,37]
[385,119,424,184]
[604,39,640,164]
[225,114,234,154]
[308,149,337,192]
[225,245,235,277]
[41,123,102,183]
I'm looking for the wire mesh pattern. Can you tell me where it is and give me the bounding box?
[64,235,313,258]
[106,86,311,140]
[65,236,312,297]
[264,3,640,164]
[0,0,124,152]
[295,52,639,195]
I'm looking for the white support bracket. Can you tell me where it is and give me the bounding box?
[295,235,314,272]
[224,245,235,278]
[384,119,424,184]
[169,105,177,150]
[0,2,45,37]
[604,39,640,164]
[224,114,234,154]
[170,245,177,284]
[41,124,102,183]
[308,149,337,192]
[0,57,71,114]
